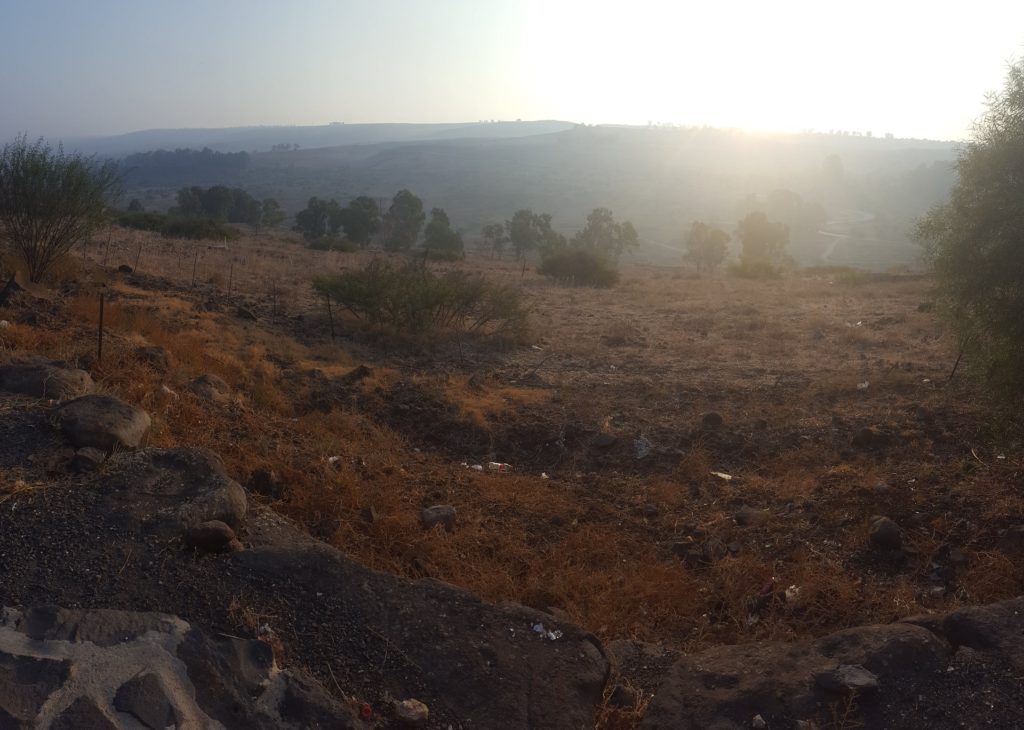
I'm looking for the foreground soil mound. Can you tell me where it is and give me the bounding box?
[2,337,1024,728]
[0,389,608,728]
[0,605,357,729]
[641,597,1024,728]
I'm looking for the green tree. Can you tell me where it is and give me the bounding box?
[481,222,508,259]
[506,209,560,259]
[340,196,381,247]
[915,59,1024,407]
[0,135,119,282]
[260,198,285,232]
[684,221,730,273]
[294,197,343,241]
[422,208,465,260]
[383,189,425,251]
[735,211,790,269]
[574,207,639,260]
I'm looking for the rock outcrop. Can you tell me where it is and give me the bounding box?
[56,394,151,451]
[0,358,93,400]
[641,597,1024,729]
[0,605,359,729]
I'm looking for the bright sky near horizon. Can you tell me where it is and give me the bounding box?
[0,0,1021,141]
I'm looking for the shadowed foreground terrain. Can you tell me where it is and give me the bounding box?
[1,236,1022,728]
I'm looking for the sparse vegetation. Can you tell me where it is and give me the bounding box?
[0,135,119,281]
[312,259,528,340]
[916,58,1024,414]
[538,247,620,287]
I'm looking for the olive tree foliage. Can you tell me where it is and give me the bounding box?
[481,222,508,259]
[573,207,638,260]
[915,59,1024,407]
[0,136,119,282]
[383,189,426,252]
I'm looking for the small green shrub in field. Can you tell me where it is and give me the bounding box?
[538,248,619,287]
[306,236,357,252]
[313,260,528,342]
[116,211,239,241]
[159,216,240,241]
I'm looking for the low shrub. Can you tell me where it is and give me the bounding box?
[313,260,529,341]
[306,236,358,252]
[115,211,239,241]
[538,248,619,287]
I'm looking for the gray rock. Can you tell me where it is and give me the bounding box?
[869,516,903,551]
[190,374,231,403]
[114,672,176,729]
[57,394,151,451]
[394,698,429,724]
[701,411,724,429]
[641,623,947,729]
[101,447,247,533]
[50,696,118,730]
[814,664,880,692]
[592,432,618,450]
[184,520,242,553]
[0,358,94,400]
[734,505,770,527]
[69,447,106,473]
[422,505,456,531]
[0,605,359,729]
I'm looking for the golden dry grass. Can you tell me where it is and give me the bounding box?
[4,234,1022,676]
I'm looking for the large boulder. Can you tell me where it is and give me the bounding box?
[233,525,610,730]
[641,623,949,729]
[0,358,93,400]
[56,394,151,451]
[0,605,360,729]
[101,447,247,533]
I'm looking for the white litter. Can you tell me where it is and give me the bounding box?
[0,320,9,328]
[531,623,563,641]
[710,471,733,481]
[487,462,512,473]
[857,381,869,390]
[541,472,550,480]
[471,464,484,472]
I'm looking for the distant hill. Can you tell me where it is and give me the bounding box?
[113,124,958,270]
[65,121,576,156]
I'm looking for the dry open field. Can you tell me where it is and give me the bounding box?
[5,229,1023,717]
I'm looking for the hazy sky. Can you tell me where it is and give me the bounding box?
[1,0,1021,141]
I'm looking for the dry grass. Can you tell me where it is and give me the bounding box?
[5,237,1023,730]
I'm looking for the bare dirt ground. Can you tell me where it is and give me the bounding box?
[5,230,1024,725]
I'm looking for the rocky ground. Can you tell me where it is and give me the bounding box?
[2,254,1024,728]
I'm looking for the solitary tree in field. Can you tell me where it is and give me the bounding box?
[481,222,508,259]
[260,198,286,232]
[915,58,1024,408]
[383,189,425,251]
[684,221,730,273]
[422,207,464,260]
[0,135,119,282]
[735,211,790,270]
[505,209,562,259]
[340,196,381,247]
[573,207,639,260]
[294,197,343,241]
